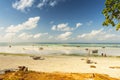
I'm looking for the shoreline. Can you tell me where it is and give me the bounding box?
[0,45,120,56]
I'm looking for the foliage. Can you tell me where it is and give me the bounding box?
[102,0,120,30]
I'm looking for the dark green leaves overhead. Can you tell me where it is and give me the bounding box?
[102,0,120,30]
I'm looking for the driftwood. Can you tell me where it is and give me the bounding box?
[30,56,45,60]
[18,66,28,72]
[109,66,120,69]
[0,68,18,74]
[9,45,12,48]
[86,59,97,64]
[4,70,12,74]
[92,50,98,53]
[86,59,91,64]
[0,66,28,75]
[39,47,43,50]
[90,65,96,68]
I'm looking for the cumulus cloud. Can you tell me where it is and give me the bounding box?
[51,25,56,30]
[33,33,41,39]
[48,36,54,39]
[33,33,48,39]
[18,32,48,40]
[57,32,72,40]
[77,28,119,41]
[0,33,16,42]
[4,33,16,39]
[12,0,66,12]
[77,28,104,39]
[0,27,4,31]
[49,1,57,7]
[51,23,74,31]
[51,23,82,32]
[98,34,117,41]
[18,33,33,40]
[76,23,82,28]
[5,16,40,33]
[12,0,34,12]
[37,0,64,9]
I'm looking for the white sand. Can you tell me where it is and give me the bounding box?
[0,55,120,79]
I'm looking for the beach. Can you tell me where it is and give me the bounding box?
[1,0,120,79]
[0,44,120,79]
[0,54,120,79]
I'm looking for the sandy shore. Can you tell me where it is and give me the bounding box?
[0,55,120,79]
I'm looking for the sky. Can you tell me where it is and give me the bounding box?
[0,0,120,43]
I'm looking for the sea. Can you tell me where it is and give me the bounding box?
[0,42,120,56]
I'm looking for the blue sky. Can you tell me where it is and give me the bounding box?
[0,0,120,43]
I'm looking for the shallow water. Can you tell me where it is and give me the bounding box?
[0,43,120,56]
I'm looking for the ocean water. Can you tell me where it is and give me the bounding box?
[0,42,120,47]
[31,43,120,48]
[0,43,120,56]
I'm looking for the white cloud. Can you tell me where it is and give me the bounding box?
[33,33,48,39]
[37,0,64,9]
[12,0,66,12]
[49,1,57,7]
[98,34,117,41]
[5,16,40,33]
[77,28,119,42]
[48,36,53,39]
[4,33,16,39]
[18,32,48,40]
[51,23,74,31]
[57,32,72,40]
[18,33,33,40]
[51,25,56,30]
[77,28,104,39]
[76,23,82,28]
[51,23,83,32]
[12,0,34,12]
[0,35,2,40]
[0,27,4,31]
[33,33,41,39]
